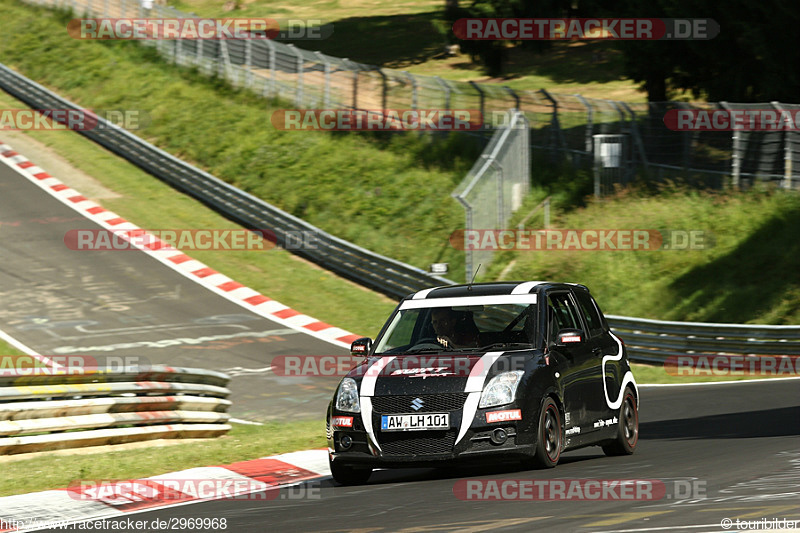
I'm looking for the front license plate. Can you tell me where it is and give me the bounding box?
[381,413,449,431]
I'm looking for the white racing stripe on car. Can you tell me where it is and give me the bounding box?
[359,356,396,455]
[511,281,545,294]
[456,392,482,446]
[400,294,538,309]
[412,287,437,299]
[360,396,380,454]
[603,331,639,410]
[359,356,396,396]
[456,351,505,445]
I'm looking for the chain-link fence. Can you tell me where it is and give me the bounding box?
[452,111,530,283]
[23,0,800,193]
[537,96,799,193]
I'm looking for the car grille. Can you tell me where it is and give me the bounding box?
[372,393,468,414]
[379,430,457,456]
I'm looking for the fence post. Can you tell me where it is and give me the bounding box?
[315,52,331,108]
[263,39,276,98]
[538,89,564,160]
[378,69,388,110]
[620,102,649,175]
[434,76,451,111]
[575,94,593,155]
[610,100,633,181]
[342,58,358,109]
[244,40,253,88]
[218,40,231,80]
[501,87,520,129]
[677,102,693,175]
[772,101,793,189]
[469,81,485,129]
[720,102,740,189]
[405,72,417,110]
[490,158,504,226]
[454,195,473,283]
[287,44,304,107]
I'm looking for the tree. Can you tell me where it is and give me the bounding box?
[614,0,800,102]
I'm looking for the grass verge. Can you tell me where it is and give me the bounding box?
[0,340,25,357]
[491,184,800,325]
[630,363,792,385]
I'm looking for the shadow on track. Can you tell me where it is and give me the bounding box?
[640,406,800,440]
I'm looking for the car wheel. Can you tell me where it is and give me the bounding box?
[530,397,561,468]
[329,457,372,485]
[602,387,639,456]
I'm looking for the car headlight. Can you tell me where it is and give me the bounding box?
[479,371,524,408]
[335,378,361,413]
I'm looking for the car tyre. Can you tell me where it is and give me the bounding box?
[602,387,638,456]
[329,458,372,485]
[528,397,562,468]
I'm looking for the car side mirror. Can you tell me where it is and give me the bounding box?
[350,337,373,357]
[554,329,585,347]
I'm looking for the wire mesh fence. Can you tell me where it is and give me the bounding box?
[452,111,530,282]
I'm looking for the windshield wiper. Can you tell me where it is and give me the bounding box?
[476,342,533,351]
[403,346,452,354]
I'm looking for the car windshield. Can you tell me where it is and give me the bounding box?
[373,303,536,354]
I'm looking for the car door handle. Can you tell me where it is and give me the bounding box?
[592,347,603,356]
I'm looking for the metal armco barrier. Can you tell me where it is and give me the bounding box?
[0,365,231,454]
[607,315,800,364]
[0,63,453,300]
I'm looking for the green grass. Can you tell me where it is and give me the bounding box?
[630,363,793,385]
[0,340,25,357]
[0,420,326,497]
[490,184,800,325]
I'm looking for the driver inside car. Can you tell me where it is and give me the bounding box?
[430,307,480,348]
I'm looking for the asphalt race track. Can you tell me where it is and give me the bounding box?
[39,379,800,532]
[0,159,348,421]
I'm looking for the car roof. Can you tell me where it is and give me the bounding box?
[407,281,590,301]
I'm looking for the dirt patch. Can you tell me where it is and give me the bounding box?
[1,130,121,200]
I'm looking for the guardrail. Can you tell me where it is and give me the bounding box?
[0,63,454,300]
[0,365,231,454]
[607,315,800,364]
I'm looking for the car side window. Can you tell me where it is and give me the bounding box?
[575,291,604,338]
[548,293,581,339]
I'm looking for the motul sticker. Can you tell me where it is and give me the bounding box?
[485,409,522,423]
[331,416,354,427]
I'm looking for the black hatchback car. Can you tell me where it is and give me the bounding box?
[326,281,639,485]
